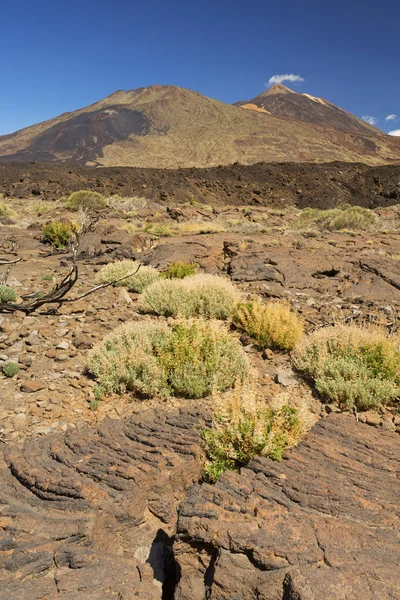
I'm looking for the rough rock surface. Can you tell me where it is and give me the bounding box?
[174,414,400,599]
[0,407,205,599]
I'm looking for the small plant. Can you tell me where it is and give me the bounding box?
[42,220,75,248]
[162,261,197,279]
[2,362,20,377]
[202,384,307,483]
[0,201,16,219]
[143,222,174,237]
[293,324,400,410]
[41,274,54,282]
[31,201,57,216]
[0,285,17,303]
[65,190,107,211]
[86,319,248,399]
[139,274,241,320]
[89,399,100,411]
[295,205,378,232]
[93,384,105,401]
[233,300,303,351]
[96,260,159,292]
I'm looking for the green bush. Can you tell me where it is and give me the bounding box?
[2,362,20,377]
[139,274,241,320]
[0,201,16,219]
[86,319,248,399]
[0,285,17,303]
[233,300,303,351]
[42,220,75,248]
[293,324,400,410]
[162,261,197,279]
[295,205,377,232]
[95,260,159,292]
[202,384,305,483]
[65,190,107,212]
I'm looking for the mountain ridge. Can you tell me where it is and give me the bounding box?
[0,84,399,168]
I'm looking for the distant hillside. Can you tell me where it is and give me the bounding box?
[235,83,381,135]
[0,84,399,167]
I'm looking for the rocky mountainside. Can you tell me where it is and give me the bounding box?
[235,83,381,134]
[0,85,400,167]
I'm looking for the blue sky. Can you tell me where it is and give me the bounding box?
[1,0,399,136]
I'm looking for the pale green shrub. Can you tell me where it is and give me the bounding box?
[0,285,17,303]
[42,220,75,248]
[233,300,303,351]
[96,260,159,292]
[65,190,107,211]
[295,205,377,232]
[162,261,197,279]
[293,324,400,410]
[203,383,310,482]
[86,319,248,399]
[139,274,241,320]
[0,202,16,219]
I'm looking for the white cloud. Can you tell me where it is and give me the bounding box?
[361,115,378,126]
[385,114,398,121]
[268,74,305,86]
[388,129,400,136]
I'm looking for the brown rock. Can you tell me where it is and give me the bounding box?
[20,380,46,393]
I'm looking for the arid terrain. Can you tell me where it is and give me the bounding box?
[1,84,400,167]
[0,167,399,598]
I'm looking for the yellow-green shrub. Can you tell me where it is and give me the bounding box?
[0,285,17,303]
[139,274,241,320]
[0,202,16,219]
[202,383,310,483]
[293,324,400,410]
[233,300,303,351]
[65,190,107,211]
[295,205,377,232]
[162,261,197,279]
[42,220,75,248]
[86,319,248,399]
[96,260,159,292]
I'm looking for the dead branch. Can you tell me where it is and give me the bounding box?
[0,213,138,315]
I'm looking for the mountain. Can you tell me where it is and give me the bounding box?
[235,83,379,135]
[0,84,399,168]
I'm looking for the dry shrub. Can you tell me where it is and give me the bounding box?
[233,300,303,351]
[86,319,248,399]
[295,205,377,232]
[65,190,107,211]
[177,222,227,234]
[0,201,16,219]
[293,324,400,410]
[202,382,314,483]
[139,274,241,320]
[96,260,159,292]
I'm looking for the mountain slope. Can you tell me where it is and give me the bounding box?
[0,85,399,168]
[235,83,379,135]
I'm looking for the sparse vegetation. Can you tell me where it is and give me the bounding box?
[96,260,159,292]
[41,274,54,282]
[139,274,241,319]
[293,324,400,410]
[143,222,174,237]
[161,261,197,279]
[202,383,309,483]
[0,285,17,303]
[31,201,57,216]
[65,190,107,212]
[42,220,75,248]
[295,205,378,232]
[233,300,303,351]
[86,319,248,399]
[2,362,20,377]
[0,201,16,219]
